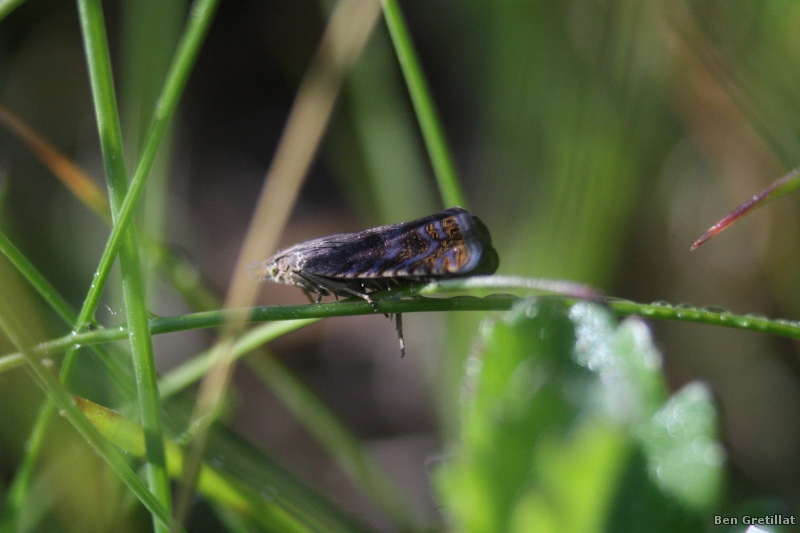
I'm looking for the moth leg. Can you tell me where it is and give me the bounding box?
[300,272,378,311]
[395,313,405,358]
[339,286,377,311]
[315,294,323,304]
[301,290,317,304]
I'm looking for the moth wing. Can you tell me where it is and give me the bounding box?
[297,227,399,278]
[301,207,498,279]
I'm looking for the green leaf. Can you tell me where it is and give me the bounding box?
[435,299,725,533]
[637,382,726,511]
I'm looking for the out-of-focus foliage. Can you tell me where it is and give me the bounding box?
[436,299,724,533]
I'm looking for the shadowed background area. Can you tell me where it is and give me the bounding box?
[2,0,800,530]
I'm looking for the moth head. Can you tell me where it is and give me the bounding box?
[248,258,282,282]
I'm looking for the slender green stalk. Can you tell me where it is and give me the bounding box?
[1,285,799,370]
[76,0,171,529]
[43,0,219,526]
[381,0,466,208]
[2,297,523,370]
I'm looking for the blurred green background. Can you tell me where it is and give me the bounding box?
[2,0,800,531]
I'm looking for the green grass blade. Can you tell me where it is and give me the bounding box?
[381,0,466,208]
[76,0,171,528]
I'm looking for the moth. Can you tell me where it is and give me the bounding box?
[253,207,499,356]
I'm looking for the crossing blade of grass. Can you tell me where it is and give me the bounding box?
[0,279,180,533]
[0,0,219,516]
[381,0,466,208]
[71,0,220,332]
[0,227,138,531]
[88,0,221,314]
[67,0,218,529]
[76,0,171,530]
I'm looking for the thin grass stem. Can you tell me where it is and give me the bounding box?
[381,0,466,208]
[76,0,171,528]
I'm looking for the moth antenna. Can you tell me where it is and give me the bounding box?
[395,313,405,358]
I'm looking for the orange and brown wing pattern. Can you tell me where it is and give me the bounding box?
[297,207,498,279]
